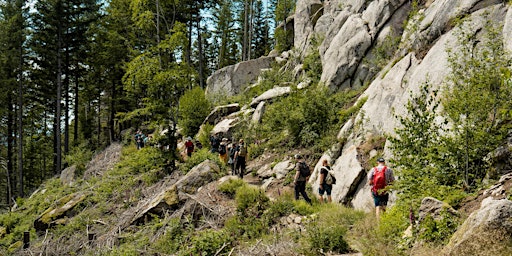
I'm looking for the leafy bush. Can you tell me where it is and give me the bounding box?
[185,229,232,256]
[418,211,459,245]
[218,178,247,198]
[179,86,211,137]
[302,204,365,255]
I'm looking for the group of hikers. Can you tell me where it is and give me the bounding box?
[184,134,248,179]
[134,130,150,150]
[293,154,394,218]
[138,130,394,218]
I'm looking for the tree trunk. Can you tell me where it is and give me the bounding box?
[197,17,204,89]
[74,63,79,146]
[17,40,24,198]
[6,94,14,206]
[64,47,70,155]
[109,80,116,142]
[55,21,63,175]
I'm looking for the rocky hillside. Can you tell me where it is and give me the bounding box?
[206,0,512,211]
[2,0,512,255]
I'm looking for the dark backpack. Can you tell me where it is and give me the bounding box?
[371,166,387,195]
[298,162,311,178]
[218,144,226,155]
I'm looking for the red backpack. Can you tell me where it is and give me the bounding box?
[371,166,387,195]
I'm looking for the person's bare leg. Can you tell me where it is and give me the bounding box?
[327,195,332,203]
[376,206,382,220]
[319,196,324,203]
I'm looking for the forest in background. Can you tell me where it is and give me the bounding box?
[0,0,295,209]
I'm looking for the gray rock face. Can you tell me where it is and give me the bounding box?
[206,57,275,97]
[444,198,512,255]
[320,14,372,90]
[314,3,509,212]
[319,0,408,90]
[504,5,512,53]
[295,0,323,55]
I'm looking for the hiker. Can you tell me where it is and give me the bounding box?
[184,137,194,157]
[134,130,144,149]
[293,154,312,204]
[210,134,220,153]
[218,138,228,164]
[318,159,334,203]
[227,141,237,175]
[234,139,247,178]
[368,158,395,219]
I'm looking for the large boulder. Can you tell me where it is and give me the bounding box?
[129,160,221,226]
[34,192,89,231]
[249,86,291,107]
[203,103,241,126]
[444,198,512,255]
[60,165,76,186]
[418,197,458,222]
[176,160,222,194]
[206,57,275,97]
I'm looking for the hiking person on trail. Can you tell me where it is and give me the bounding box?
[210,134,220,153]
[184,137,194,157]
[293,154,312,204]
[318,159,334,203]
[228,141,237,175]
[134,130,145,150]
[368,158,394,219]
[234,139,247,178]
[218,138,228,164]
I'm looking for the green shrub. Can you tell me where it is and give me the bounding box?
[185,229,232,256]
[179,86,212,137]
[235,186,269,217]
[64,143,94,174]
[418,211,460,245]
[218,178,247,198]
[303,204,365,255]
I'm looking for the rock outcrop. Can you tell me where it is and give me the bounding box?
[444,197,512,255]
[205,57,275,97]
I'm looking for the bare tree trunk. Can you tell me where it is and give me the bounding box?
[74,63,79,146]
[243,0,249,61]
[64,46,70,155]
[7,94,14,206]
[197,17,204,88]
[55,21,63,175]
[109,80,116,143]
[17,41,24,198]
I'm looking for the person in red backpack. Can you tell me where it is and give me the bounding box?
[368,158,394,219]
